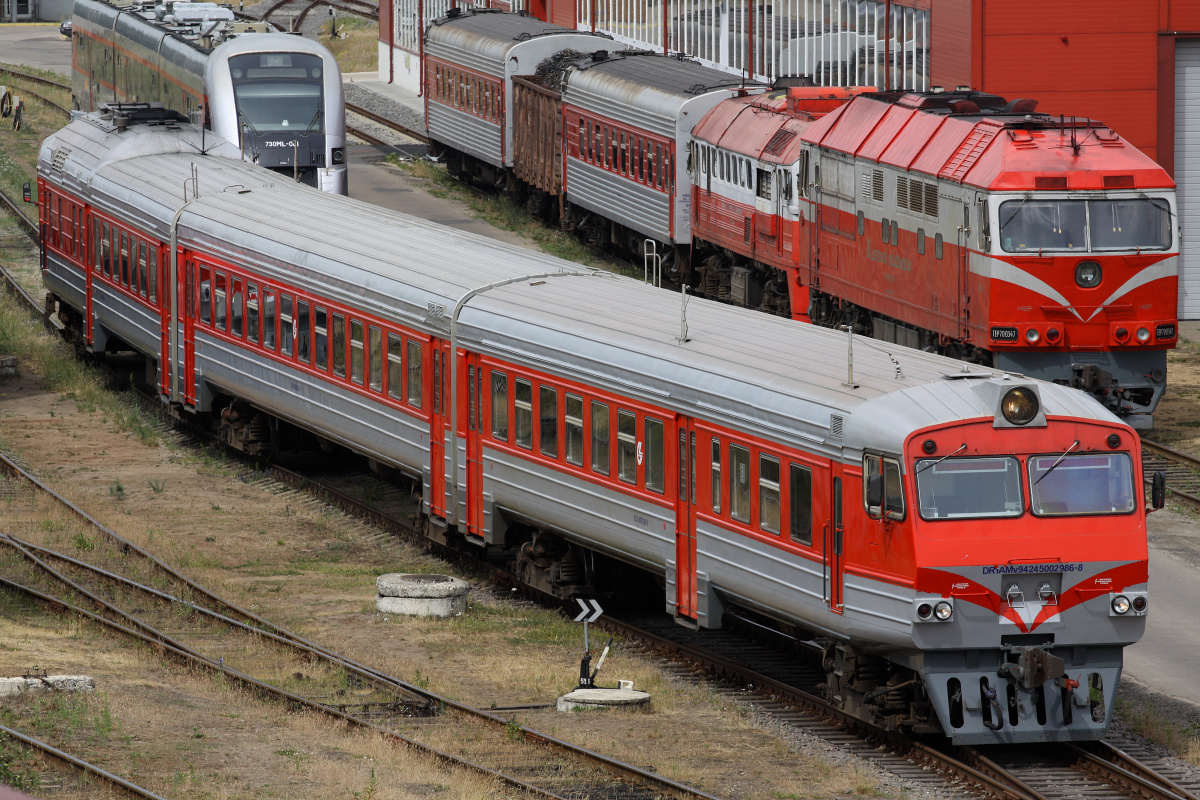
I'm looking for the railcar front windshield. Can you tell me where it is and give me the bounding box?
[998,198,1171,253]
[229,52,325,135]
[1029,453,1136,516]
[915,457,1024,520]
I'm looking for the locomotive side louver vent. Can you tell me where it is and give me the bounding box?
[830,414,844,440]
[862,169,883,201]
[763,129,797,156]
[51,147,71,172]
[923,182,938,217]
[896,174,939,220]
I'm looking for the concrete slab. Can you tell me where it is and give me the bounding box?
[557,687,651,712]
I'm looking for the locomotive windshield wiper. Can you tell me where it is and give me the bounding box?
[302,108,323,136]
[238,109,260,137]
[916,443,968,473]
[1033,440,1080,485]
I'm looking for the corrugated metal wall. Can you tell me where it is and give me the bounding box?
[1175,39,1200,320]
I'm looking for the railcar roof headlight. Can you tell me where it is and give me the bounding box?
[934,601,953,621]
[1001,387,1039,425]
[1112,595,1131,615]
[1076,261,1102,288]
[1136,327,1151,343]
[917,602,933,620]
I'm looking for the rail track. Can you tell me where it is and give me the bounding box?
[1141,438,1200,510]
[346,100,429,144]
[0,65,72,119]
[248,0,377,29]
[0,451,726,800]
[0,722,169,800]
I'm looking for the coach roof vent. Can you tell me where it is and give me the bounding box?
[830,414,844,440]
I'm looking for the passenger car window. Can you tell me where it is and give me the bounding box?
[247,283,259,343]
[565,394,583,466]
[263,290,276,350]
[297,301,310,363]
[280,295,293,356]
[350,320,364,384]
[617,410,636,484]
[711,439,722,514]
[387,333,403,399]
[515,379,532,449]
[730,445,750,523]
[645,417,664,494]
[369,326,382,391]
[331,314,345,376]
[591,402,610,476]
[406,340,421,407]
[491,372,508,441]
[790,464,813,545]
[540,386,558,458]
[760,454,780,534]
[315,307,327,369]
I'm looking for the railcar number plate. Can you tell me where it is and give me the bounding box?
[982,563,1084,575]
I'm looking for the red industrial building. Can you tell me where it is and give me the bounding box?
[378,0,1200,317]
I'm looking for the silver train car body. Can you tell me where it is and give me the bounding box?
[70,0,347,194]
[39,111,1152,746]
[423,9,623,172]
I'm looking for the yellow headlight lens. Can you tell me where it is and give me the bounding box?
[1001,387,1039,425]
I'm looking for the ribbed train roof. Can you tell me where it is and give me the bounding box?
[39,115,1125,460]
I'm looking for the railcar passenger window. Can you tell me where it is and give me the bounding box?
[148,247,158,304]
[331,314,345,376]
[790,464,813,545]
[407,341,421,408]
[199,266,211,324]
[617,410,636,484]
[231,279,243,336]
[711,439,722,514]
[297,302,310,363]
[280,295,293,356]
[730,444,750,523]
[367,326,382,390]
[540,386,557,458]
[120,233,130,287]
[760,455,780,534]
[690,432,696,503]
[591,402,610,476]
[645,417,665,494]
[138,242,147,298]
[515,379,532,449]
[102,223,111,278]
[387,334,403,400]
[565,394,583,466]
[214,272,227,331]
[350,320,364,384]
[263,290,276,350]
[468,366,476,431]
[491,372,508,441]
[247,283,259,343]
[92,223,101,273]
[315,308,327,369]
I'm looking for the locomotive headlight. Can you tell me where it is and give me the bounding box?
[1136,327,1151,343]
[1025,328,1040,344]
[331,147,345,165]
[1132,595,1148,612]
[1000,387,1040,425]
[916,602,933,620]
[1111,595,1131,614]
[934,601,954,621]
[1076,261,1102,288]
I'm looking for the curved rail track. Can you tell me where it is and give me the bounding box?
[2,169,1200,800]
[0,65,72,119]
[0,722,169,800]
[248,0,377,29]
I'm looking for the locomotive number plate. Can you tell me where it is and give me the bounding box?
[990,326,1019,342]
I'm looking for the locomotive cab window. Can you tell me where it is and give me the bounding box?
[916,457,1023,520]
[864,454,905,520]
[757,168,772,200]
[1029,453,1135,516]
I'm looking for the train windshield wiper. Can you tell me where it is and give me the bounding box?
[1033,440,1080,485]
[302,108,323,136]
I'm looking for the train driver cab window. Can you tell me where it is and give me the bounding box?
[757,168,772,200]
[515,379,533,449]
[387,333,403,400]
[406,340,422,407]
[565,394,583,466]
[263,290,276,350]
[540,386,558,458]
[331,314,345,376]
[711,439,722,514]
[730,444,750,523]
[863,454,905,520]
[491,371,508,441]
[645,417,665,494]
[759,454,780,534]
[617,410,636,484]
[198,266,211,324]
[247,283,259,343]
[591,402,610,476]
[280,295,293,356]
[315,307,328,369]
[368,326,382,391]
[350,320,364,384]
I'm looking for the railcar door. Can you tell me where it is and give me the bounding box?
[182,255,197,406]
[428,338,451,520]
[159,246,170,396]
[463,351,484,538]
[84,215,94,346]
[824,467,845,613]
[674,416,698,619]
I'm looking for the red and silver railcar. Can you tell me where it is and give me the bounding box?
[423,8,620,186]
[39,109,1161,746]
[690,89,1178,427]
